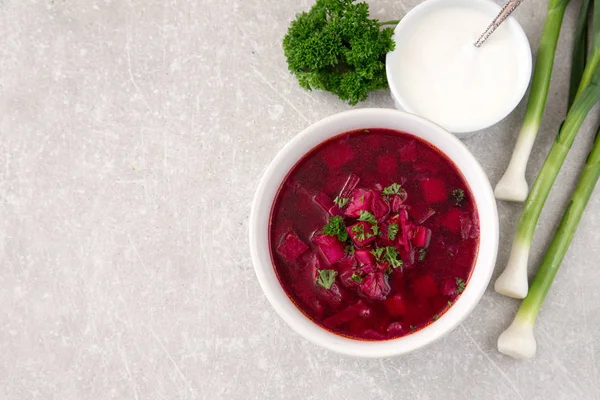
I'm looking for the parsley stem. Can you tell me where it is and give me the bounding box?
[377,20,400,26]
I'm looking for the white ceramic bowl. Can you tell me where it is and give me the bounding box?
[386,0,532,136]
[249,108,499,357]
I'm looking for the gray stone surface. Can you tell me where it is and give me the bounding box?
[1,0,599,399]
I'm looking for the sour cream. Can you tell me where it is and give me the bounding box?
[386,0,532,134]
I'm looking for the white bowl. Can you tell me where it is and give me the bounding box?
[386,0,532,136]
[249,109,499,357]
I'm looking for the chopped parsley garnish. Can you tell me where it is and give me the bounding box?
[387,223,399,240]
[363,129,370,133]
[385,267,392,275]
[358,210,377,224]
[371,225,380,236]
[351,224,366,241]
[409,325,416,332]
[382,246,403,269]
[382,183,403,195]
[323,216,348,242]
[455,278,466,294]
[370,247,384,261]
[350,273,363,283]
[316,269,337,289]
[447,300,454,306]
[451,189,465,207]
[333,196,350,208]
[418,248,427,261]
[433,314,439,321]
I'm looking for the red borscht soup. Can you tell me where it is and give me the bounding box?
[269,129,479,340]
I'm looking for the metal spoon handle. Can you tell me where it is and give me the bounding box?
[474,0,525,47]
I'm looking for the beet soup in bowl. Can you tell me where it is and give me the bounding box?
[249,108,498,357]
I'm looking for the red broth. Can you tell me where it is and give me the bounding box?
[269,129,479,340]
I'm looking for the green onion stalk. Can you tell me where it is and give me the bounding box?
[494,0,571,202]
[498,127,600,359]
[568,0,591,107]
[495,0,600,299]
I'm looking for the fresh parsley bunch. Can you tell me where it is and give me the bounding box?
[282,0,397,105]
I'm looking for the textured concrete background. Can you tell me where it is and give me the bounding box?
[1,0,599,399]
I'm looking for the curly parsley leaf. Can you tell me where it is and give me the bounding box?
[384,246,403,269]
[370,247,384,260]
[358,210,377,224]
[323,216,348,242]
[451,189,465,207]
[317,269,338,289]
[371,224,380,236]
[455,278,466,294]
[350,273,363,283]
[351,223,366,241]
[418,248,427,261]
[387,223,399,240]
[282,0,396,105]
[382,183,403,195]
[333,196,350,208]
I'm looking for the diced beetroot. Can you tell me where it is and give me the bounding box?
[317,282,344,309]
[347,221,377,247]
[441,277,458,296]
[411,274,439,298]
[370,192,390,219]
[376,153,398,175]
[400,246,415,266]
[355,249,375,265]
[420,177,447,203]
[387,321,404,337]
[337,257,359,288]
[339,173,360,198]
[277,232,309,262]
[345,188,372,217]
[399,210,410,252]
[384,294,407,317]
[413,227,432,248]
[294,288,325,320]
[418,209,435,225]
[314,192,342,216]
[323,300,371,328]
[359,264,376,275]
[399,140,417,162]
[359,272,391,301]
[329,204,342,216]
[442,208,463,234]
[314,192,333,213]
[321,140,354,170]
[377,221,396,247]
[312,233,345,265]
[361,329,387,340]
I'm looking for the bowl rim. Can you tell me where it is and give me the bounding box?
[385,0,533,134]
[249,108,499,357]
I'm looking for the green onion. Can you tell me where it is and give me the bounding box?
[498,128,600,359]
[495,0,600,299]
[494,0,571,202]
[568,0,591,107]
